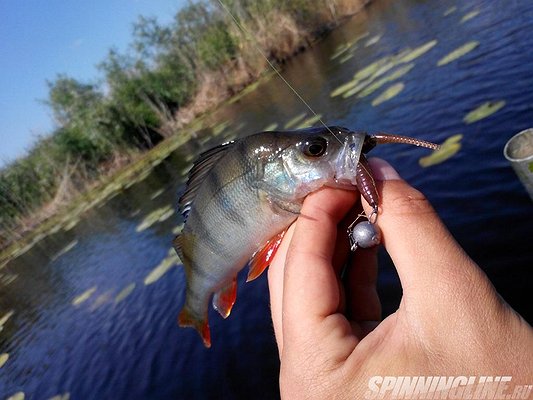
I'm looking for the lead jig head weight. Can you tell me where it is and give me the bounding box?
[347,208,381,251]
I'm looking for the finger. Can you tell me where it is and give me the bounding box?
[364,158,490,302]
[268,223,295,354]
[346,245,381,325]
[332,202,364,314]
[282,188,358,344]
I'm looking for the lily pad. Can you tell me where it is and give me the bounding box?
[296,114,323,129]
[51,239,78,261]
[144,251,181,285]
[263,122,278,131]
[150,188,165,200]
[6,392,25,400]
[48,394,70,400]
[158,208,175,223]
[72,286,97,306]
[397,40,438,63]
[115,283,136,304]
[172,223,184,235]
[371,82,405,106]
[136,205,174,232]
[0,310,14,331]
[284,112,307,129]
[339,52,355,64]
[354,56,394,81]
[358,64,414,98]
[331,79,362,97]
[365,34,382,47]
[90,291,113,310]
[213,121,229,136]
[0,353,9,368]
[437,41,479,66]
[62,217,80,232]
[444,6,457,16]
[1,273,18,286]
[419,134,463,167]
[461,10,480,23]
[463,101,506,124]
[342,79,372,98]
[330,34,367,60]
[330,44,351,60]
[330,39,359,60]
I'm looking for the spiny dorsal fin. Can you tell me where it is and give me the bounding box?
[178,141,235,220]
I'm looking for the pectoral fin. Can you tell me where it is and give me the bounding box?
[212,278,237,319]
[247,229,287,282]
[178,307,211,348]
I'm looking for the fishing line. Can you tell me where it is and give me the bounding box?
[216,0,344,145]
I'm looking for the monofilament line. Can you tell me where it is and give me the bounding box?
[216,0,344,145]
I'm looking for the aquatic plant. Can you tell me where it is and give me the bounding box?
[72,286,97,306]
[397,40,437,63]
[0,353,9,368]
[150,188,165,200]
[284,112,307,129]
[50,239,79,261]
[263,122,279,131]
[463,101,506,124]
[47,393,70,400]
[331,39,434,100]
[461,10,480,23]
[6,392,25,400]
[135,205,175,232]
[172,223,184,235]
[437,41,479,66]
[1,0,366,252]
[0,310,14,331]
[115,283,136,304]
[419,134,463,167]
[296,114,323,129]
[144,249,181,285]
[371,82,405,106]
[444,6,457,16]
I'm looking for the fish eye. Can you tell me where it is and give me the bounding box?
[303,137,328,157]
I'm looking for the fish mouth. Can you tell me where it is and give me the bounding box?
[333,133,365,186]
[327,179,358,190]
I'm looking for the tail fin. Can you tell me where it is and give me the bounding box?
[178,307,211,348]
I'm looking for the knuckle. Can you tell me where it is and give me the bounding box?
[384,182,433,217]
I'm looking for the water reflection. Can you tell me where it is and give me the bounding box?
[2,0,533,398]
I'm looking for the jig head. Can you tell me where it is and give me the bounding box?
[347,132,439,252]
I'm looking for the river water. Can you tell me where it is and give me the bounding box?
[1,0,532,398]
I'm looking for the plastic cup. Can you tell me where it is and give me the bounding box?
[503,128,533,200]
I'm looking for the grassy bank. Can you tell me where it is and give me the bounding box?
[0,0,369,264]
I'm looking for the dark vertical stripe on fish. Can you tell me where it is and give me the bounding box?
[188,207,226,255]
[210,166,248,228]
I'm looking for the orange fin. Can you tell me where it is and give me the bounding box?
[247,229,287,282]
[212,278,237,319]
[178,307,211,348]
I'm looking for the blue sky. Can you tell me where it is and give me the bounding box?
[0,0,185,166]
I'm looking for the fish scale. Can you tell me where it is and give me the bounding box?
[174,126,439,347]
[176,135,299,346]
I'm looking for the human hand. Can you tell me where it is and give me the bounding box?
[268,158,533,399]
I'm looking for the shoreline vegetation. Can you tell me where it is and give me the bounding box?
[0,0,369,265]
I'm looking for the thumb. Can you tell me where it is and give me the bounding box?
[365,158,493,304]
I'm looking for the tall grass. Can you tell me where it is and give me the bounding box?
[0,0,368,248]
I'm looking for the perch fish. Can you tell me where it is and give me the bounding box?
[174,126,438,347]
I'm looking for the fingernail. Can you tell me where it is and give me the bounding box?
[368,158,401,181]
